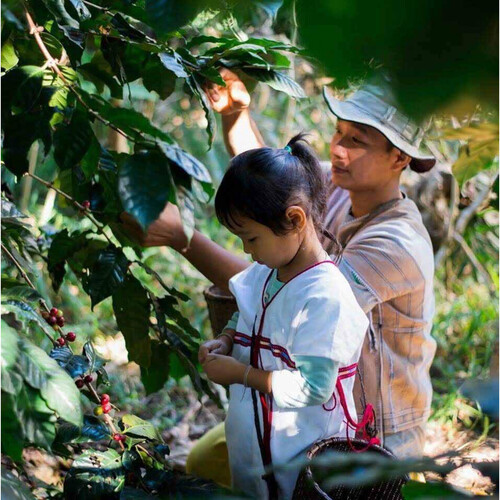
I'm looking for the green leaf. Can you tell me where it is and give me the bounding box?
[444,123,500,187]
[158,142,211,183]
[296,0,497,119]
[79,90,173,143]
[1,392,25,461]
[186,74,216,148]
[112,275,151,367]
[53,109,94,170]
[82,245,130,308]
[174,185,195,243]
[241,67,305,98]
[1,278,41,302]
[157,52,189,78]
[1,466,36,499]
[3,65,45,113]
[83,341,106,374]
[118,150,173,230]
[142,56,177,100]
[401,480,473,498]
[55,415,111,444]
[1,39,18,71]
[135,262,189,302]
[43,65,78,111]
[1,300,53,337]
[145,0,204,35]
[2,108,53,178]
[140,340,170,395]
[1,320,19,372]
[18,338,83,426]
[64,449,125,499]
[111,13,147,41]
[1,198,28,221]
[48,229,83,291]
[77,50,123,98]
[120,414,162,441]
[41,0,79,29]
[6,384,57,451]
[50,346,89,378]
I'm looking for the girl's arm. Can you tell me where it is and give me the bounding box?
[202,354,273,394]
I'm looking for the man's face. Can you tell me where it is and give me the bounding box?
[329,119,400,192]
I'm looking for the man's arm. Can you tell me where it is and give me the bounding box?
[180,230,249,292]
[120,204,249,291]
[204,68,265,155]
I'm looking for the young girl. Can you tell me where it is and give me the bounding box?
[199,134,369,499]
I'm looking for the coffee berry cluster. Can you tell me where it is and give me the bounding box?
[42,308,78,346]
[93,393,113,416]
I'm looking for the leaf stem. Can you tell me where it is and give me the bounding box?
[27,172,114,245]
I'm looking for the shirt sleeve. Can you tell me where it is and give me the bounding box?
[340,232,428,307]
[337,258,379,314]
[223,311,239,333]
[290,294,368,364]
[272,357,339,408]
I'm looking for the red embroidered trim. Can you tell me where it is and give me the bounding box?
[234,332,296,369]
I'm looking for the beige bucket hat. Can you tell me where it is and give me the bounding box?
[323,78,436,172]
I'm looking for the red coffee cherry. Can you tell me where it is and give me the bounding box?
[113,433,125,441]
[57,337,66,346]
[56,316,65,327]
[48,316,57,326]
[66,332,76,342]
[82,200,91,209]
[102,402,112,414]
[75,379,85,389]
[50,308,58,316]
[84,375,93,383]
[100,394,110,404]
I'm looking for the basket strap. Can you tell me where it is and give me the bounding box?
[336,370,381,452]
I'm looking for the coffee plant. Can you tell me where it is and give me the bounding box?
[1,0,303,497]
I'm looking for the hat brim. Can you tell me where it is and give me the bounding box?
[323,88,436,173]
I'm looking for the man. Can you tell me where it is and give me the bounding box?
[122,70,437,483]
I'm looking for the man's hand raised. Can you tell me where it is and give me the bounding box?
[202,68,251,116]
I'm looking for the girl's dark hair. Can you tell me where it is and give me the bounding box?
[215,133,327,236]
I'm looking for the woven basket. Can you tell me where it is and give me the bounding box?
[203,285,238,337]
[293,438,408,500]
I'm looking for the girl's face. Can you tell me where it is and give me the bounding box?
[227,215,301,269]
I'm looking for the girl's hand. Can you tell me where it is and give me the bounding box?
[202,354,246,386]
[198,336,232,364]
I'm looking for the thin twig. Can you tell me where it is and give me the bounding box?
[24,9,136,143]
[1,242,57,347]
[27,173,114,245]
[453,232,493,288]
[82,0,112,13]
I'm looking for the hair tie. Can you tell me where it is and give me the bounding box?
[283,145,292,154]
